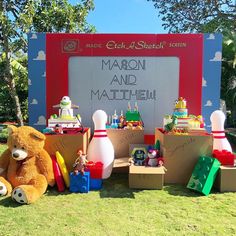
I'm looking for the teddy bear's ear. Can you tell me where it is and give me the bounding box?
[8,125,17,135]
[30,130,46,141]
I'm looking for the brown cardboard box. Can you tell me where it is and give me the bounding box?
[113,157,130,173]
[215,166,236,192]
[155,128,213,184]
[129,165,165,189]
[107,129,144,159]
[44,128,90,172]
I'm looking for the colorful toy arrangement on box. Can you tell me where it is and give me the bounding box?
[51,149,104,194]
[1,95,236,205]
[43,96,84,134]
[131,146,165,168]
[106,102,144,130]
[164,97,205,134]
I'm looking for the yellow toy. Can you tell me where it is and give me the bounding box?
[56,151,70,188]
[0,126,55,204]
[175,97,187,109]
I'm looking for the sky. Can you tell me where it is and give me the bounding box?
[83,0,167,33]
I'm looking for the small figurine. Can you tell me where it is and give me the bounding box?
[54,124,63,134]
[131,148,147,166]
[73,150,88,175]
[145,149,159,167]
[53,96,79,119]
[164,115,178,133]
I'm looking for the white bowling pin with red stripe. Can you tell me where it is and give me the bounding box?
[87,110,114,179]
[210,110,232,152]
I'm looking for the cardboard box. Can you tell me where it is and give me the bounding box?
[215,166,236,192]
[129,165,165,189]
[107,129,144,159]
[113,157,130,173]
[44,128,91,172]
[155,128,213,184]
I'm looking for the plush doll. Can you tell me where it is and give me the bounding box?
[145,149,159,167]
[0,125,55,204]
[73,150,88,175]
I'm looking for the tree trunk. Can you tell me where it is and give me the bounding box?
[1,0,24,126]
[8,79,24,126]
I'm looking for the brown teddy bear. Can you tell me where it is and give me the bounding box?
[0,125,55,204]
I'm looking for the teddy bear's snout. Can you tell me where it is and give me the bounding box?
[13,153,19,158]
[12,148,28,161]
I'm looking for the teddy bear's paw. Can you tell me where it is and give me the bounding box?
[0,181,7,196]
[12,187,28,204]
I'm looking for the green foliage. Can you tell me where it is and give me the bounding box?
[148,0,236,33]
[33,0,95,33]
[0,0,95,124]
[221,30,236,126]
[0,127,8,143]
[0,52,28,122]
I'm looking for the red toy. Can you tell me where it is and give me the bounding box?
[212,149,235,166]
[85,161,103,179]
[51,155,65,192]
[145,149,159,167]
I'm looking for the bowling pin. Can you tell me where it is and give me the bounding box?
[87,110,115,179]
[210,110,232,152]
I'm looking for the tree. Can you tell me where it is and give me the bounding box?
[148,0,236,127]
[147,0,236,33]
[221,30,236,126]
[0,0,95,125]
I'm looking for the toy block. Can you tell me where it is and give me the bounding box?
[69,172,90,193]
[90,178,103,190]
[187,156,220,195]
[212,150,235,166]
[85,161,103,179]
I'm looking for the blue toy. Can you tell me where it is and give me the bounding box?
[90,178,102,190]
[131,147,147,166]
[69,172,90,193]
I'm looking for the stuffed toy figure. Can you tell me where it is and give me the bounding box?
[0,125,55,204]
[73,150,88,176]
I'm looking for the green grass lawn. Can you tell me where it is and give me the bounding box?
[0,145,236,235]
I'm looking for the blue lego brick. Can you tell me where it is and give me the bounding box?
[69,172,90,193]
[187,156,220,195]
[90,178,102,190]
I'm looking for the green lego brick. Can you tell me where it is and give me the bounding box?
[187,156,220,196]
[125,111,141,121]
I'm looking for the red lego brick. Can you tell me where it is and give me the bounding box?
[85,161,103,179]
[212,150,235,166]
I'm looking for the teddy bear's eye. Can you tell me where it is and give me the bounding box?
[22,147,25,150]
[14,145,17,148]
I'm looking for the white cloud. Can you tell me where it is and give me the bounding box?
[33,50,46,61]
[28,79,32,86]
[202,77,207,87]
[42,71,46,77]
[34,116,46,125]
[204,100,213,106]
[207,34,215,40]
[210,51,222,61]
[30,99,38,105]
[30,34,37,39]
